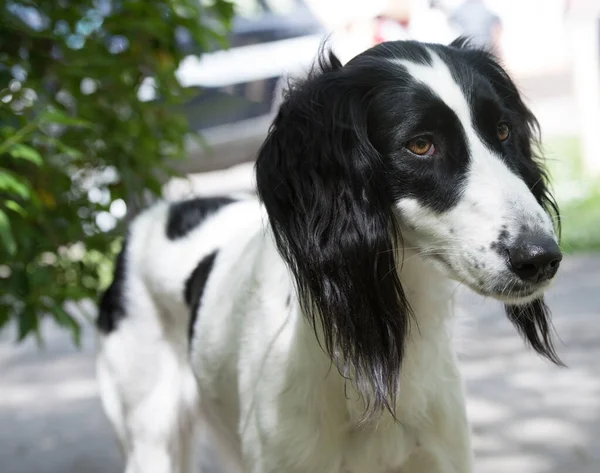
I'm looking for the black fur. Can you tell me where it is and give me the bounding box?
[505,299,563,366]
[166,197,235,240]
[185,251,218,344]
[97,239,128,334]
[255,40,562,419]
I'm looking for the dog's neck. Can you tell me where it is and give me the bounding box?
[297,248,458,424]
[397,247,457,327]
[365,248,457,422]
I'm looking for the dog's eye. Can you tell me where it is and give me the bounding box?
[497,122,510,142]
[406,136,435,156]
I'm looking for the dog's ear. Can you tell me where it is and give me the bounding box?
[255,49,410,417]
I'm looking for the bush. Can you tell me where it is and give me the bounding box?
[0,0,234,344]
[543,135,600,253]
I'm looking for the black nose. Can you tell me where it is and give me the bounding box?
[508,235,562,283]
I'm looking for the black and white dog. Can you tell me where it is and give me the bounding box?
[97,39,562,473]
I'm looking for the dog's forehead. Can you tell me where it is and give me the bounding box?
[392,51,472,127]
[391,50,493,171]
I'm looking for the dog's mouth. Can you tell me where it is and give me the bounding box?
[442,258,549,303]
[422,250,554,304]
[477,278,547,304]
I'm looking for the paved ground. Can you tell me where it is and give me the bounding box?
[1,254,599,473]
[458,255,600,473]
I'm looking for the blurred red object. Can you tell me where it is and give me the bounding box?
[373,16,410,44]
[374,0,411,44]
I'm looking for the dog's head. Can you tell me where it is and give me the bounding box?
[255,39,561,415]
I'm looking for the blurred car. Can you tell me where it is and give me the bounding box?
[172,0,326,173]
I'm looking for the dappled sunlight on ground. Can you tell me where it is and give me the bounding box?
[456,255,600,473]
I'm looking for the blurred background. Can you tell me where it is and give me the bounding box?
[0,1,599,472]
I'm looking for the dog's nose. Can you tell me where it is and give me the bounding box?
[508,235,562,283]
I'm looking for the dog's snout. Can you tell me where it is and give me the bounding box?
[508,235,562,283]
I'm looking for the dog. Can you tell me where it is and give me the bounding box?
[96,39,562,473]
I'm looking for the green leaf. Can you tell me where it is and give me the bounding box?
[0,308,9,330]
[0,209,16,255]
[213,0,236,23]
[37,135,83,159]
[51,305,81,347]
[0,170,30,198]
[39,108,93,128]
[17,310,38,342]
[9,143,43,165]
[4,200,27,217]
[54,140,83,159]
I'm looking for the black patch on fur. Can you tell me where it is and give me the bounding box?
[491,227,511,257]
[185,251,218,344]
[166,197,235,240]
[505,299,563,365]
[97,239,128,334]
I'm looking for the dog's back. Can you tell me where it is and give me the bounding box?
[98,196,262,335]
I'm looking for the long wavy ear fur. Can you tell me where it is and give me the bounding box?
[452,38,562,365]
[255,48,411,418]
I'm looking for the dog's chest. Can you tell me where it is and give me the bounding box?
[338,420,419,473]
[338,323,456,472]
